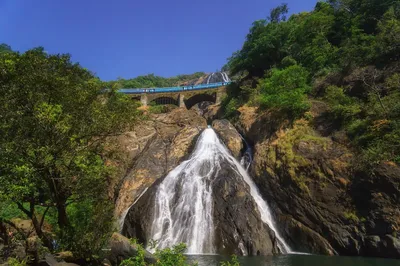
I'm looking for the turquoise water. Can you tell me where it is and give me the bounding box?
[186,254,400,266]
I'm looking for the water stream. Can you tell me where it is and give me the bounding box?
[148,128,291,254]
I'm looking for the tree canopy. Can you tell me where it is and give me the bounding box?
[0,47,139,256]
[224,0,400,165]
[107,72,205,89]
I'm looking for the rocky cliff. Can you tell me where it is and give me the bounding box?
[234,104,400,259]
[110,108,207,224]
[114,100,400,259]
[120,114,280,256]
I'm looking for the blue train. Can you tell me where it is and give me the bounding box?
[119,81,231,94]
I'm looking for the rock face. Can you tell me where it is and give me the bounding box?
[112,108,207,225]
[212,161,279,256]
[212,119,243,159]
[234,104,400,259]
[191,102,222,123]
[122,130,279,256]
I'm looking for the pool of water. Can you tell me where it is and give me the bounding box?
[186,254,400,266]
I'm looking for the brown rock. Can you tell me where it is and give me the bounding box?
[108,233,155,265]
[212,119,243,158]
[113,108,207,226]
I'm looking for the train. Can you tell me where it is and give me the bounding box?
[119,81,231,94]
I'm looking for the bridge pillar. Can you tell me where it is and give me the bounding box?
[178,94,185,108]
[140,94,148,107]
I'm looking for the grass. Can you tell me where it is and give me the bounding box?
[343,210,366,223]
[264,119,331,195]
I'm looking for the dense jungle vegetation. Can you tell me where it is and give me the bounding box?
[106,72,205,89]
[223,0,400,166]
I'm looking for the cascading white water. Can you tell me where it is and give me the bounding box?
[206,73,215,84]
[149,128,291,254]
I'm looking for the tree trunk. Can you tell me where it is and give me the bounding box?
[31,213,53,249]
[16,201,53,250]
[57,202,69,230]
[0,220,9,245]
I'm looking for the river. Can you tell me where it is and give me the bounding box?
[187,254,400,266]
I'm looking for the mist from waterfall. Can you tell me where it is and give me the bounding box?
[148,128,291,254]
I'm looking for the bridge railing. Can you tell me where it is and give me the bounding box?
[118,81,231,94]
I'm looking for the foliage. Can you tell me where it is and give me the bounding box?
[220,255,240,266]
[0,43,12,54]
[257,65,311,118]
[120,242,193,266]
[324,86,362,125]
[5,258,27,266]
[0,48,139,254]
[224,0,400,167]
[120,241,242,266]
[59,199,115,259]
[108,72,205,89]
[153,243,189,266]
[222,97,240,119]
[268,3,289,23]
[343,210,366,223]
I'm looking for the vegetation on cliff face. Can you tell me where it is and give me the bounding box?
[223,0,400,166]
[0,47,140,261]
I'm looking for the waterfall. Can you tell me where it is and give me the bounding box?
[148,128,291,254]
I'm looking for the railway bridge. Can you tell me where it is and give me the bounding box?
[119,81,229,109]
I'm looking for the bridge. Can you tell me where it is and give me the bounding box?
[119,81,230,109]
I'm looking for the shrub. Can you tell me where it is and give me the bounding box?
[6,258,27,266]
[220,255,240,266]
[59,199,114,260]
[257,65,311,118]
[324,86,362,124]
[222,97,240,118]
[120,240,241,266]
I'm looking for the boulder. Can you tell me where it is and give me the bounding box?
[108,233,155,265]
[212,119,243,158]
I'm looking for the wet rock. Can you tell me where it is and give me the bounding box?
[123,147,279,256]
[280,216,336,255]
[382,235,400,259]
[236,103,400,259]
[212,160,279,256]
[212,119,243,158]
[113,108,207,224]
[364,235,381,255]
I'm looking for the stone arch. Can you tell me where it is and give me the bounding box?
[131,96,141,101]
[150,96,179,106]
[185,93,216,109]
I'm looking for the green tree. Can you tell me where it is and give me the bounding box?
[0,43,12,54]
[376,6,400,61]
[257,65,311,117]
[268,3,289,23]
[0,48,139,252]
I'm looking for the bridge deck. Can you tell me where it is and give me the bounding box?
[119,81,230,94]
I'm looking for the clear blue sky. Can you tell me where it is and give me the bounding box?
[0,0,317,81]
